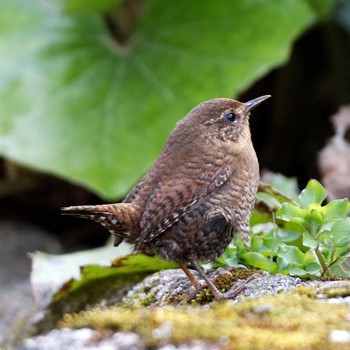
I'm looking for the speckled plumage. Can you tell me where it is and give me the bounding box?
[62,95,270,300]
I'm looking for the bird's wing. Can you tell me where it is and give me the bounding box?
[139,165,232,242]
[123,174,148,203]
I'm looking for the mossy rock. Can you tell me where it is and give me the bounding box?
[58,286,350,350]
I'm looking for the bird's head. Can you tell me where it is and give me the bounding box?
[175,96,270,150]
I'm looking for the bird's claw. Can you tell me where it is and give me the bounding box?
[180,272,259,304]
[216,273,259,300]
[180,280,207,305]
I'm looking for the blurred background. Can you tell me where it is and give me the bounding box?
[1,0,350,341]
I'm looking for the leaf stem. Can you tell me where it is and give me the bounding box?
[258,182,298,206]
[269,212,278,274]
[316,247,330,278]
[326,248,350,272]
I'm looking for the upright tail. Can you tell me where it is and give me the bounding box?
[61,203,138,246]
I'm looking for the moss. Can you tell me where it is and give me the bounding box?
[194,287,214,304]
[322,286,350,298]
[59,290,350,349]
[228,267,260,280]
[293,285,318,298]
[294,283,350,299]
[118,276,161,308]
[140,291,158,307]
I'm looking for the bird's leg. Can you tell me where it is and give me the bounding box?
[185,259,257,302]
[178,263,207,304]
[187,260,225,301]
[178,263,201,289]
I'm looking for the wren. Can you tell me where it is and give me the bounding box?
[62,95,270,301]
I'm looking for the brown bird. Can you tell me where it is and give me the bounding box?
[62,95,270,301]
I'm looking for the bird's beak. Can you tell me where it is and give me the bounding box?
[244,95,271,113]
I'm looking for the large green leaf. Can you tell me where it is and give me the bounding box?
[32,251,177,333]
[30,242,132,306]
[52,254,177,304]
[0,0,318,199]
[64,0,123,13]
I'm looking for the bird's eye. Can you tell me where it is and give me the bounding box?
[224,112,236,122]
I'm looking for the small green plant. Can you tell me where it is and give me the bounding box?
[215,179,350,278]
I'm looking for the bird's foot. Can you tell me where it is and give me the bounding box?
[180,280,207,305]
[183,271,259,304]
[214,273,258,300]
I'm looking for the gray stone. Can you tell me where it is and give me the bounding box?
[0,220,62,346]
[19,329,145,350]
[19,328,221,350]
[123,269,305,307]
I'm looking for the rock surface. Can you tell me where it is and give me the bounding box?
[18,278,350,350]
[19,328,220,350]
[0,220,62,347]
[122,268,303,306]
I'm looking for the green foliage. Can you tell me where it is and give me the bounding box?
[261,172,300,202]
[215,178,350,278]
[0,0,322,199]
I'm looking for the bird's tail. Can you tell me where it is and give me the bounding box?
[61,203,137,246]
